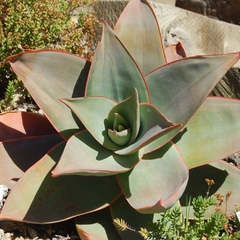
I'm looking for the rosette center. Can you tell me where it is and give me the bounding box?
[108,113,131,146]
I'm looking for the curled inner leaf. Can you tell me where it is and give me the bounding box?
[113,113,129,130]
[107,88,140,147]
[108,113,132,146]
[108,129,131,147]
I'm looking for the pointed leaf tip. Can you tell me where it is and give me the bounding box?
[85,20,150,103]
[114,0,166,74]
[147,52,240,125]
[7,50,90,139]
[60,96,119,150]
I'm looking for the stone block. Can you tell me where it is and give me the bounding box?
[176,0,240,25]
[93,0,240,97]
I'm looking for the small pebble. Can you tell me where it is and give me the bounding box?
[0,185,9,209]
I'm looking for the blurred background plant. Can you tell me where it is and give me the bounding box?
[0,0,98,111]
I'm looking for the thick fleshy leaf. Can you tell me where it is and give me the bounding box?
[61,96,119,150]
[143,125,182,154]
[85,21,150,103]
[114,0,166,75]
[174,97,240,169]
[0,112,57,141]
[165,42,187,63]
[108,128,131,146]
[115,103,182,155]
[0,134,62,189]
[75,207,121,240]
[110,195,162,240]
[0,112,62,189]
[107,89,139,145]
[52,131,140,177]
[0,142,121,223]
[6,50,90,139]
[146,52,240,125]
[117,143,188,213]
[180,161,240,218]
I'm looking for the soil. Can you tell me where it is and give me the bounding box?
[0,220,80,240]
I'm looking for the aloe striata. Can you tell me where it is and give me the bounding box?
[1,0,240,239]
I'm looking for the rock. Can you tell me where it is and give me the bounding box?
[211,68,240,98]
[176,0,208,15]
[94,1,240,67]
[0,229,5,240]
[92,1,240,98]
[27,226,38,239]
[0,220,79,240]
[225,152,240,168]
[176,0,240,25]
[170,1,240,98]
[0,185,8,210]
[150,2,240,65]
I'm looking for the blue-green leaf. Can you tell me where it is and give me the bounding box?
[85,21,150,103]
[52,131,140,177]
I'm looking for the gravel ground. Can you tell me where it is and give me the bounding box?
[0,220,80,240]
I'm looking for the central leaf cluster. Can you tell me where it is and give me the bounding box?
[61,88,181,157]
[108,113,132,146]
[105,88,140,152]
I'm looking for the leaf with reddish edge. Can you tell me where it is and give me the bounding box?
[107,88,140,146]
[115,103,182,155]
[146,52,240,125]
[0,112,57,141]
[6,50,90,139]
[52,131,141,177]
[165,42,187,63]
[117,142,188,213]
[174,97,240,169]
[0,142,121,223]
[110,195,162,240]
[85,21,150,103]
[75,207,121,240]
[61,96,119,150]
[0,112,62,189]
[142,125,182,155]
[0,134,63,189]
[114,0,166,75]
[61,89,141,151]
[180,161,240,218]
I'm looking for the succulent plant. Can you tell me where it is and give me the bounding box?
[1,0,240,239]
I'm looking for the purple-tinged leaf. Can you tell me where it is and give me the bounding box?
[117,143,188,213]
[0,112,57,141]
[52,131,141,177]
[115,103,182,155]
[146,52,240,125]
[0,134,62,189]
[107,89,140,145]
[165,42,187,63]
[0,112,62,189]
[175,97,240,168]
[75,207,121,240]
[114,0,166,75]
[85,21,150,103]
[61,96,119,150]
[0,142,121,223]
[6,50,90,139]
